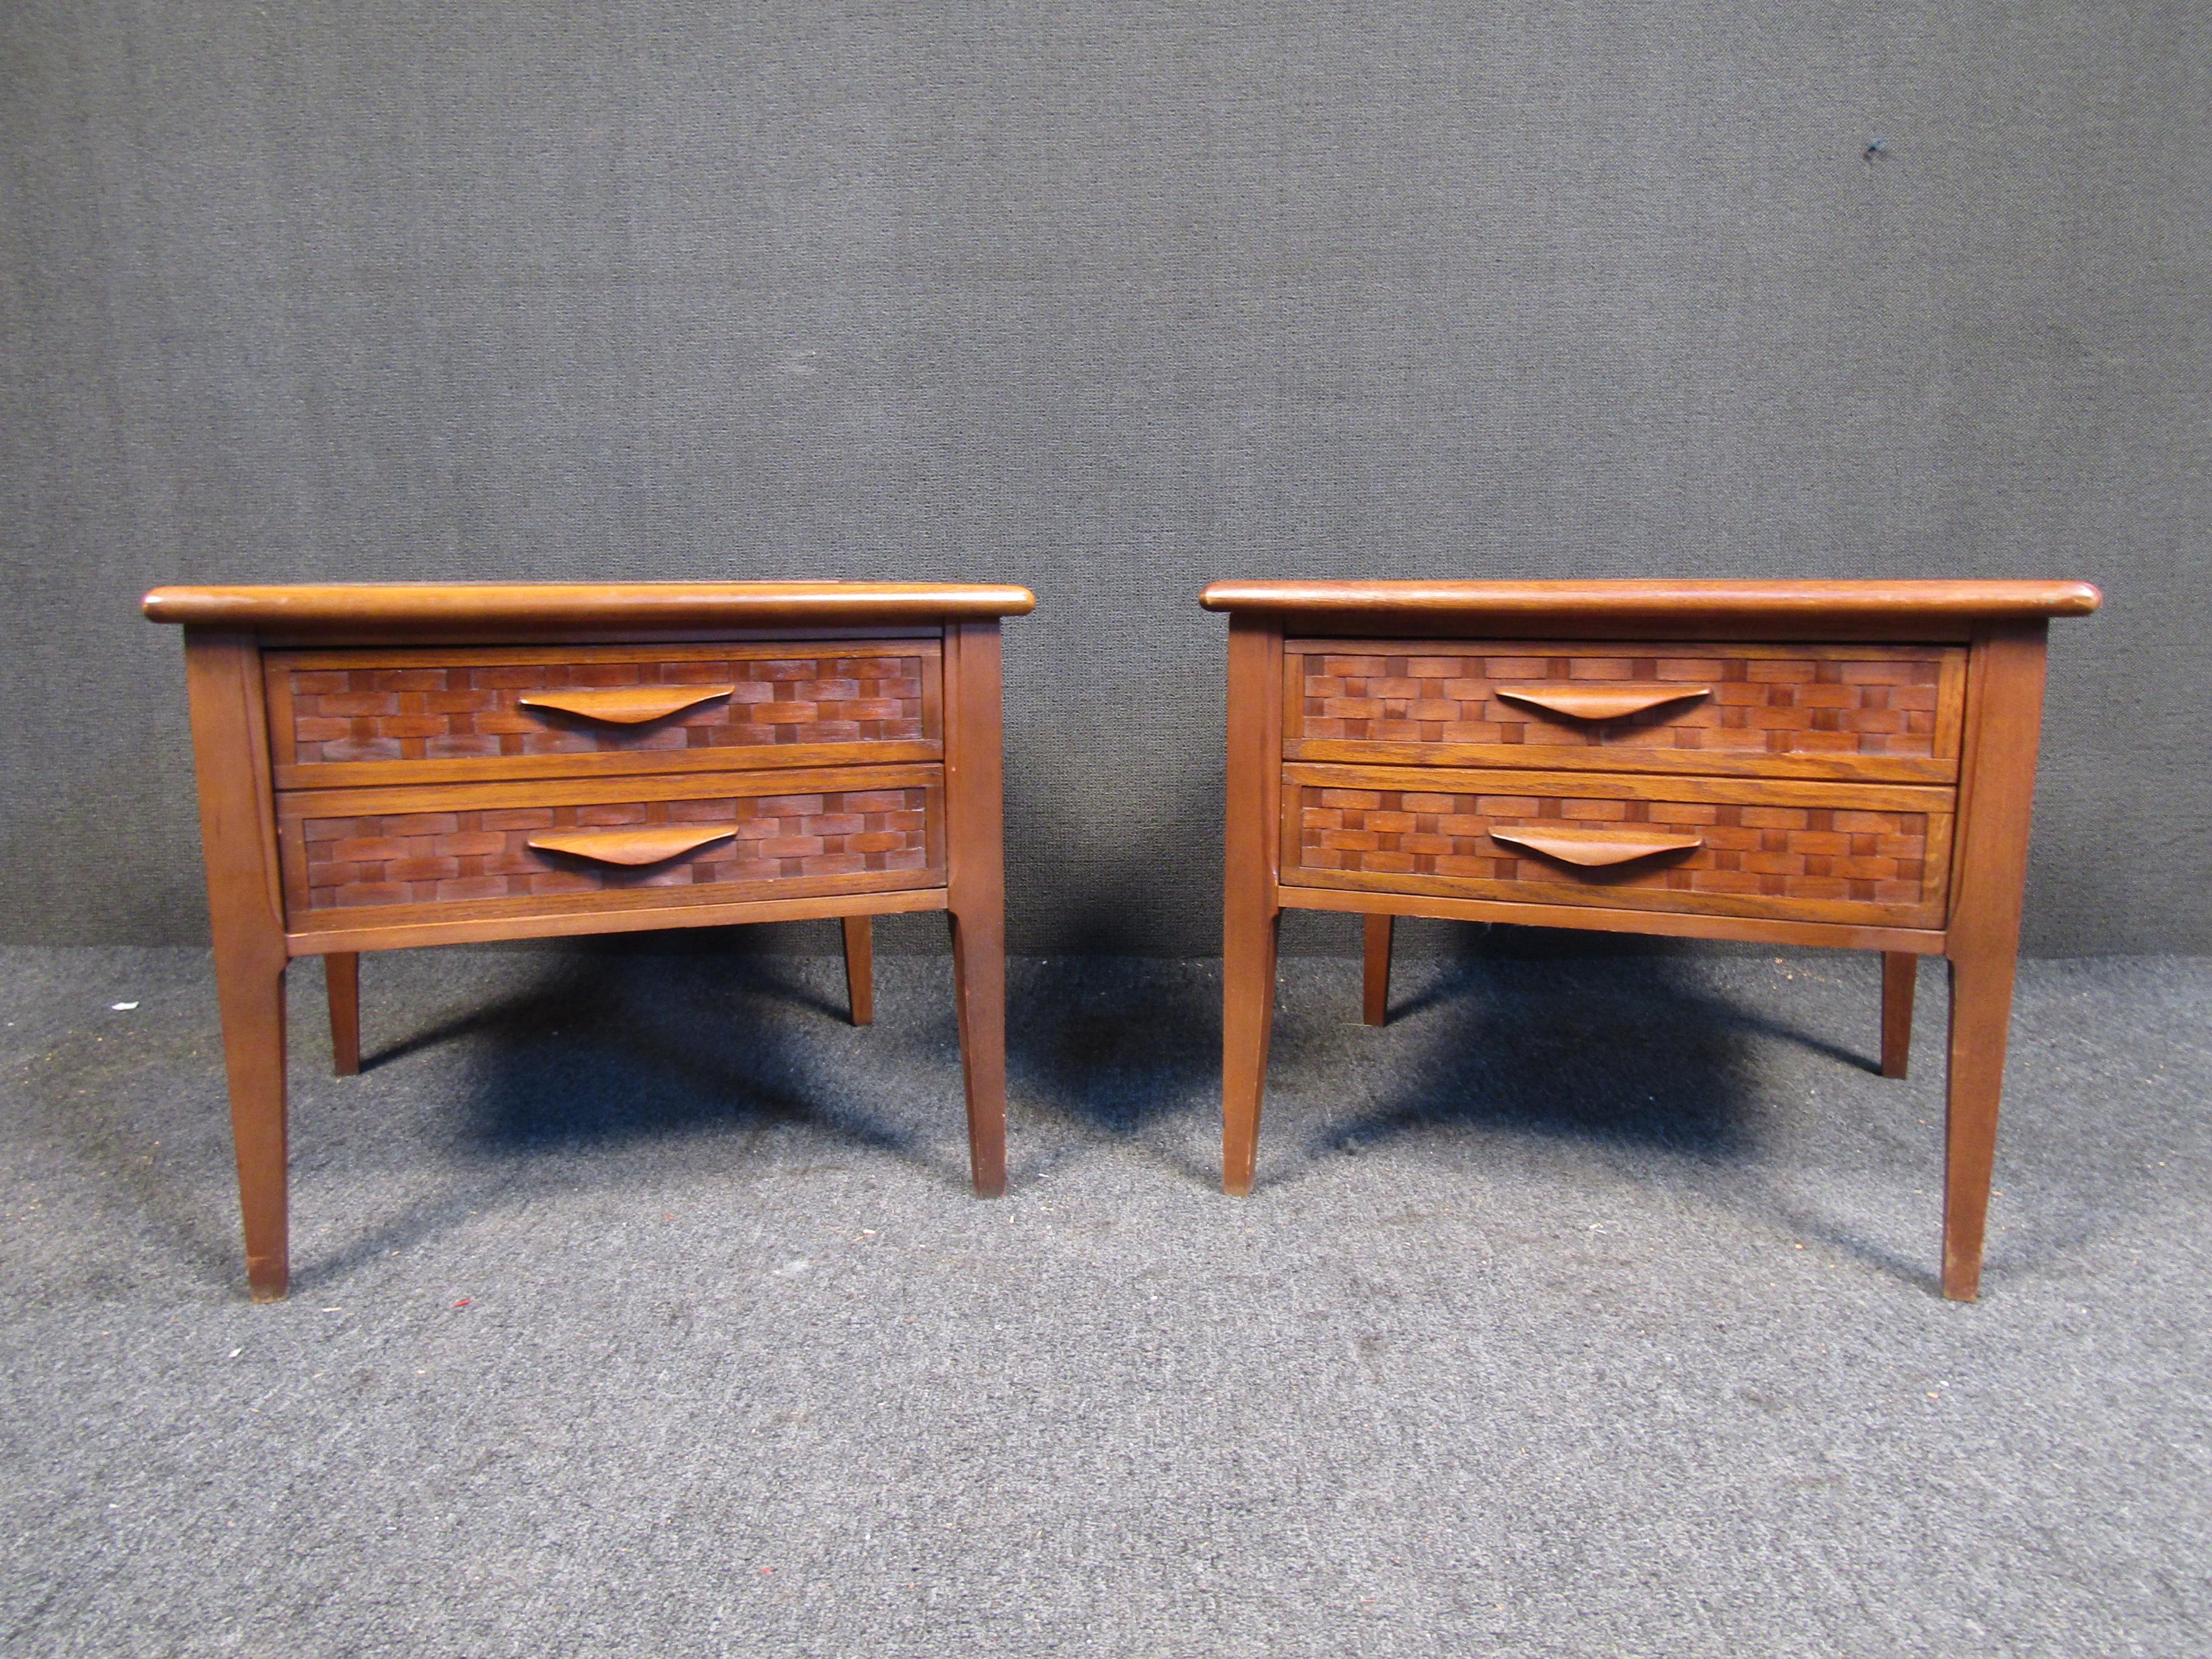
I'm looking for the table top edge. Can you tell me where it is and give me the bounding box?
[143,581,1038,628]
[1198,578,2102,619]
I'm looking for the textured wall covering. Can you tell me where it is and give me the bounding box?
[2,4,2206,954]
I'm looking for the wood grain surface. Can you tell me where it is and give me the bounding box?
[181,630,292,1301]
[146,581,1036,629]
[1204,577,2101,620]
[1282,774,1953,928]
[1221,614,1284,1198]
[266,640,941,788]
[523,824,745,867]
[153,586,1028,1297]
[942,620,1010,1199]
[1209,579,2094,1301]
[1284,639,1964,782]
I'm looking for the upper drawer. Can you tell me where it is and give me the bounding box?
[1284,639,1966,783]
[265,640,940,788]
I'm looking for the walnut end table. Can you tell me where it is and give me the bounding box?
[146,581,1033,1300]
[1203,578,2099,1301]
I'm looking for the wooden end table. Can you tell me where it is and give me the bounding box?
[145,581,1033,1300]
[1203,579,2099,1301]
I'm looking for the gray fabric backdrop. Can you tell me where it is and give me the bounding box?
[3,3,2205,955]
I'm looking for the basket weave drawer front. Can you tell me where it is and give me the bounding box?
[267,641,940,787]
[277,767,945,930]
[1280,766,1956,928]
[1285,640,1966,783]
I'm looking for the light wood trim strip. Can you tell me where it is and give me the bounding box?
[1934,646,1969,761]
[257,624,949,650]
[287,862,943,939]
[269,639,941,671]
[1287,638,1965,664]
[1276,882,1949,954]
[1281,642,1310,756]
[1282,760,1956,815]
[273,739,945,793]
[919,626,947,746]
[286,883,950,955]
[1281,861,1946,930]
[276,762,942,821]
[1284,737,1958,785]
[1270,612,1982,645]
[261,657,301,792]
[1921,811,1958,922]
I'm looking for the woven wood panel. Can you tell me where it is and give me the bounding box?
[280,654,928,767]
[293,788,931,911]
[1294,784,1943,910]
[1292,645,1955,761]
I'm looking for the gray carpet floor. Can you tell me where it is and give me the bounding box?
[1,940,2207,1658]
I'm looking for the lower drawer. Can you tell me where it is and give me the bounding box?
[1279,764,1954,928]
[276,765,944,933]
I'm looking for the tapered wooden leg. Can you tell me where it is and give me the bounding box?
[327,952,361,1076]
[1942,948,2017,1301]
[1223,910,1279,1197]
[1880,951,1915,1080]
[943,620,1008,1198]
[948,908,1006,1196]
[182,631,294,1301]
[214,948,290,1301]
[1362,914,1393,1026]
[1934,620,2051,1301]
[841,916,874,1027]
[1222,613,1284,1196]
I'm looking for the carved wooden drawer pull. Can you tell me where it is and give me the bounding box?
[1494,683,1709,722]
[526,825,737,866]
[516,685,737,725]
[1489,825,1706,867]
